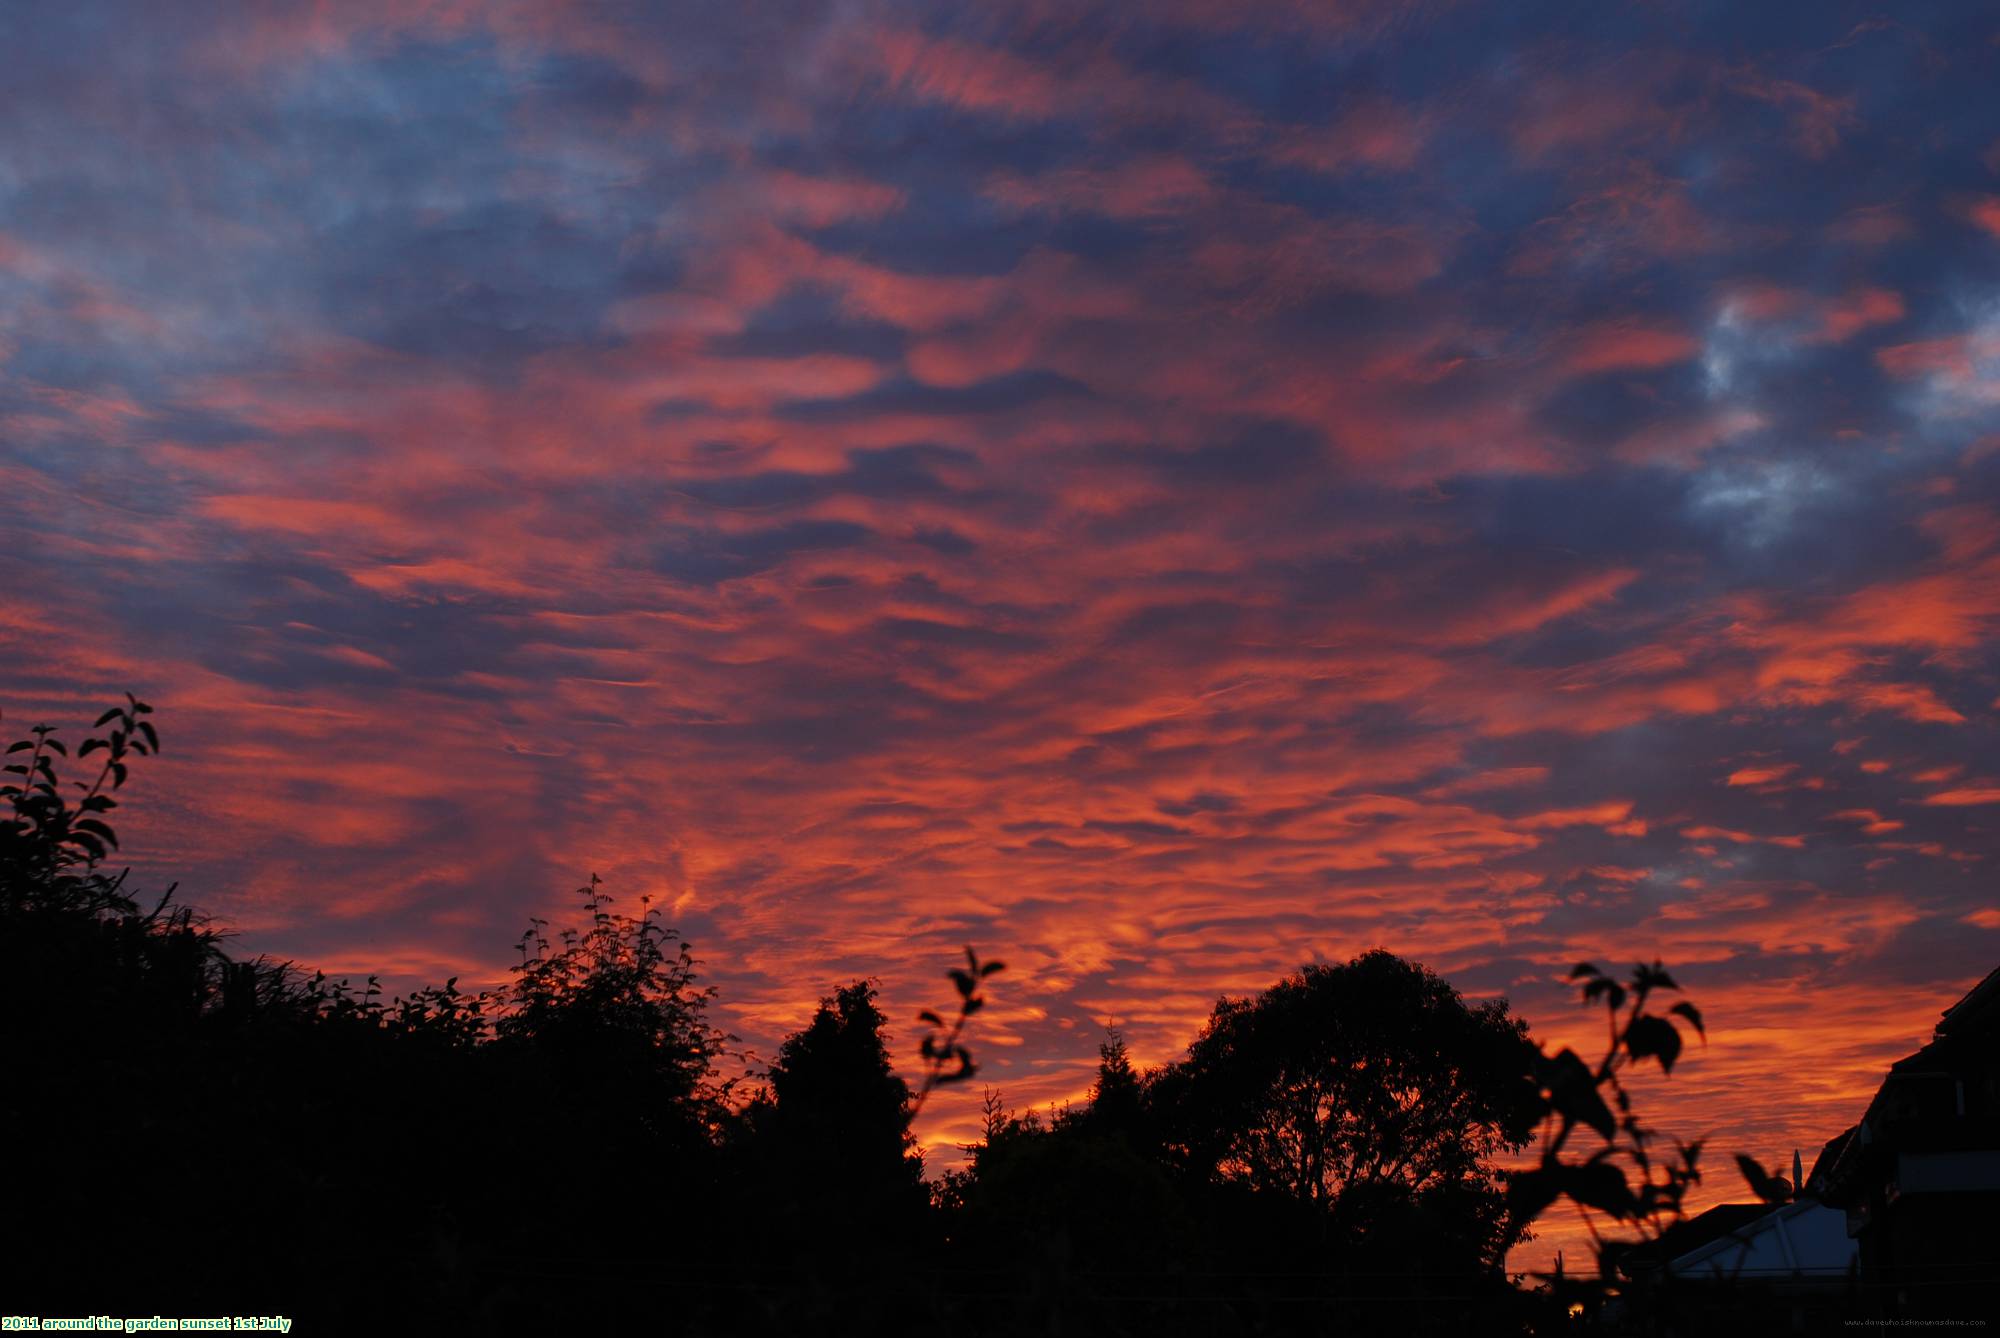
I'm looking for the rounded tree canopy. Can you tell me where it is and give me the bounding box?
[1151,949,1541,1222]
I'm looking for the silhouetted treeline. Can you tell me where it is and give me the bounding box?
[1,701,1771,1334]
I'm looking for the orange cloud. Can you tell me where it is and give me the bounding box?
[1920,788,2000,807]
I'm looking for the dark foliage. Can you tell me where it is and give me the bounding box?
[1505,962,1713,1260]
[1151,950,1542,1273]
[2,702,737,1330]
[732,978,927,1315]
[913,945,1005,1111]
[914,958,1549,1334]
[4,698,1798,1334]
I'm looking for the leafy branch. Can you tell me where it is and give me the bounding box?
[3,696,159,914]
[912,945,1004,1117]
[1508,959,1710,1259]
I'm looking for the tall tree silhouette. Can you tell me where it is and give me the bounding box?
[768,976,924,1184]
[728,980,929,1325]
[763,979,925,1212]
[1083,1027,1144,1139]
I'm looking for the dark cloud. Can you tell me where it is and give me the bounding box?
[779,369,1095,420]
[652,519,876,587]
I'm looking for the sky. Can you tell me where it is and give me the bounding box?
[5,0,2000,1269]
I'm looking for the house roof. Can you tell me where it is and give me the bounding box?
[1620,1203,1770,1275]
[1666,1198,1855,1279]
[1805,1127,1854,1196]
[1818,962,1999,1203]
[1936,963,2000,1039]
[1882,963,1999,1084]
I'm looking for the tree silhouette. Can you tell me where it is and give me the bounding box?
[495,874,727,1114]
[936,1085,1198,1335]
[762,979,926,1214]
[1150,948,1541,1272]
[1082,1027,1144,1139]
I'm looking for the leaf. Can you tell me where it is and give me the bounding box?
[980,961,1006,977]
[1568,962,1601,981]
[1635,962,1678,992]
[1541,1047,1616,1142]
[1584,978,1627,1011]
[1734,1153,1791,1204]
[917,1010,944,1027]
[95,709,122,727]
[1624,1014,1684,1073]
[1564,1160,1639,1220]
[947,968,976,997]
[4,741,31,754]
[1506,1167,1563,1224]
[1669,1000,1705,1039]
